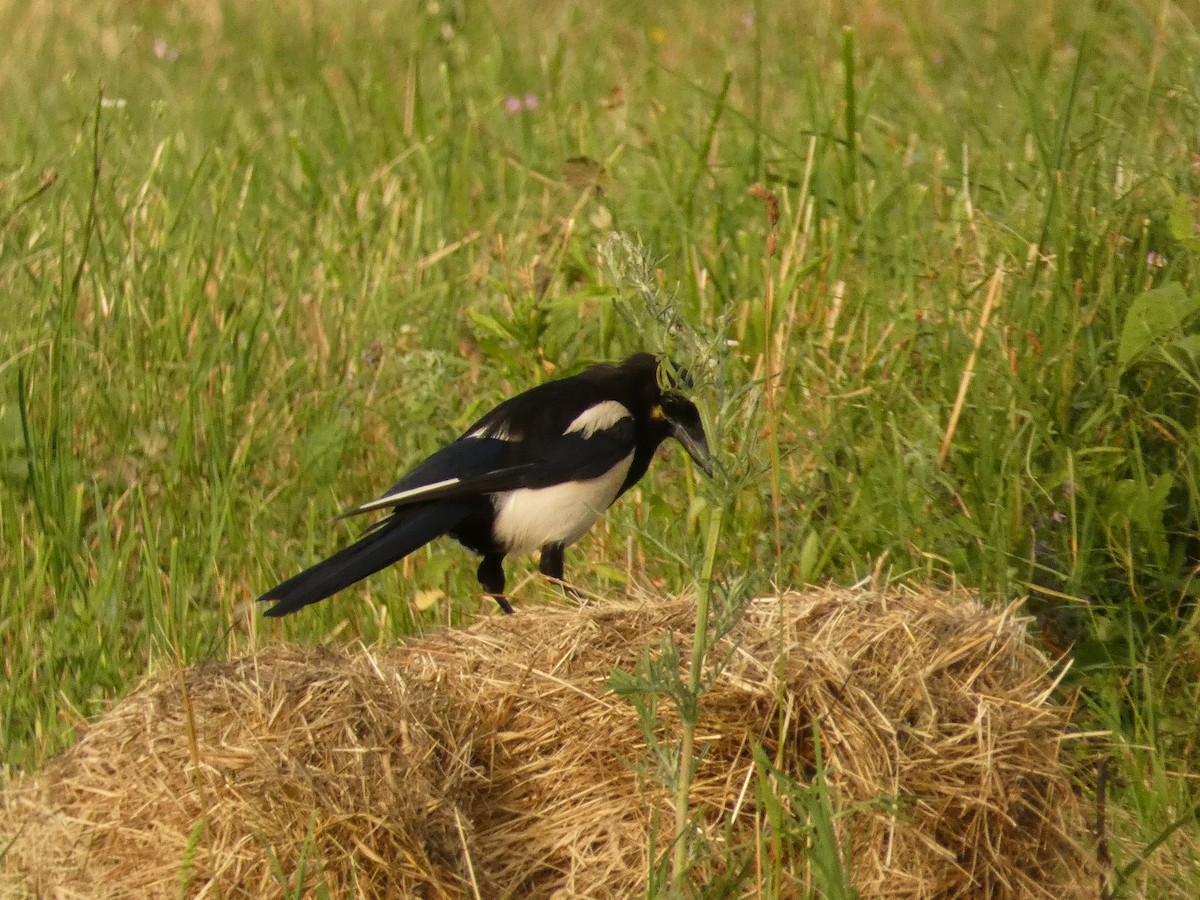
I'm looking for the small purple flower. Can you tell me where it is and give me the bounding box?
[1146,251,1168,269]
[504,94,539,113]
[153,38,180,62]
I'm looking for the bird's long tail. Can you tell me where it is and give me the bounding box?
[258,502,472,617]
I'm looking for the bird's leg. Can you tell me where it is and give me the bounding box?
[539,544,584,600]
[477,553,514,614]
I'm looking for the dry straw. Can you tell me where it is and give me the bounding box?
[1,587,1089,897]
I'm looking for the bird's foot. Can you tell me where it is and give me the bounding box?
[486,593,515,615]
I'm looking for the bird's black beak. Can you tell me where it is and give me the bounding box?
[667,396,710,475]
[674,421,713,477]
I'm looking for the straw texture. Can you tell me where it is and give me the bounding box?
[1,588,1089,898]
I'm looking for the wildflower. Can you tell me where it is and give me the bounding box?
[153,38,180,62]
[504,94,539,113]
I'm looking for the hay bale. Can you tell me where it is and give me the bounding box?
[1,588,1089,898]
[1,648,475,899]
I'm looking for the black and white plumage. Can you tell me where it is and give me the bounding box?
[258,353,712,617]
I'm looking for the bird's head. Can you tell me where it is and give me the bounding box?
[655,390,713,477]
[619,353,713,477]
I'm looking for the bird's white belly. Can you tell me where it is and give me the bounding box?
[492,452,634,553]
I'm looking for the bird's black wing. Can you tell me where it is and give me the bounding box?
[507,416,639,486]
[340,394,638,518]
[336,435,533,517]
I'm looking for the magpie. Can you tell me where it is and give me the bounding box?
[258,353,711,617]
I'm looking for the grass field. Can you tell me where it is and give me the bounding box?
[2,0,1199,893]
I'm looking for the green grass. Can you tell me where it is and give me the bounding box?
[3,0,1200,893]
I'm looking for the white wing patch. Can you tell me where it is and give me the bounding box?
[492,451,634,554]
[565,400,632,438]
[468,423,516,441]
[350,477,461,514]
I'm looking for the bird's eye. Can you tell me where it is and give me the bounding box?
[659,397,702,433]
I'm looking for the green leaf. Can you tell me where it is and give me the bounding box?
[590,563,628,583]
[1170,334,1200,363]
[1168,194,1197,243]
[796,529,822,584]
[1117,282,1200,371]
[0,404,24,451]
[465,309,518,342]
